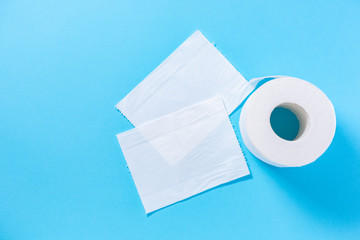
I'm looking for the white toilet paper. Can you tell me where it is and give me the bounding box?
[115,29,337,215]
[116,30,254,126]
[118,97,249,213]
[115,31,255,214]
[239,76,336,167]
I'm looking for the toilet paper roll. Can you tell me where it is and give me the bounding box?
[239,77,336,167]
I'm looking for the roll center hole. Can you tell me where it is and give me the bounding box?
[270,104,307,141]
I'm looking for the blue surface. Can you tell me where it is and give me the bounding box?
[1,0,359,239]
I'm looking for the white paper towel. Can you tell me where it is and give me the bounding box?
[240,76,336,167]
[117,98,250,213]
[116,30,254,126]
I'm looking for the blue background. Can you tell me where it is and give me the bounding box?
[1,0,359,239]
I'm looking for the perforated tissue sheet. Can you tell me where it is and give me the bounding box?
[116,30,253,213]
[117,98,249,213]
[116,30,254,126]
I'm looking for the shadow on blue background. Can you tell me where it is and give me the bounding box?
[260,121,360,224]
[236,76,360,225]
[148,174,253,216]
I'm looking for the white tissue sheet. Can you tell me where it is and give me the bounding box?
[117,98,249,213]
[116,30,253,126]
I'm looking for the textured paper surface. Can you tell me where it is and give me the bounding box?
[116,30,253,126]
[117,98,249,213]
[240,76,336,167]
